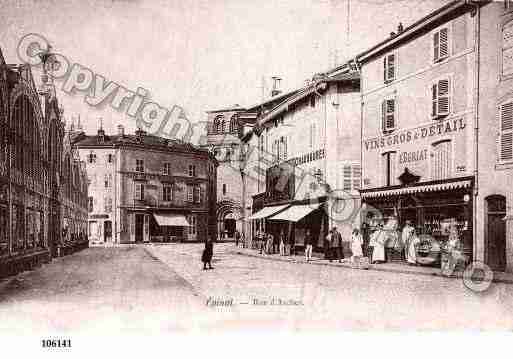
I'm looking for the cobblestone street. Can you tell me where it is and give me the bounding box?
[1,243,513,332]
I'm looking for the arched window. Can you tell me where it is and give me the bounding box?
[431,140,452,180]
[229,115,238,133]
[214,115,225,133]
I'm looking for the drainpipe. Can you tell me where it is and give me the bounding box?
[469,0,480,262]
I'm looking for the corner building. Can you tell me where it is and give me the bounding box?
[76,127,217,244]
[358,1,513,271]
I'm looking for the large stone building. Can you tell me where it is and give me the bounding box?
[75,126,218,244]
[357,0,513,271]
[0,46,88,278]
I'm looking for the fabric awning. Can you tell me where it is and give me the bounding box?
[268,203,321,222]
[360,179,472,199]
[248,204,290,220]
[153,213,190,226]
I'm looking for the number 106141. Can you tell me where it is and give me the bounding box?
[41,339,71,348]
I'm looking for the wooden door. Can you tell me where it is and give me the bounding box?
[486,196,507,271]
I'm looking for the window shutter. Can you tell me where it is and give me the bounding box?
[284,137,288,160]
[500,102,513,161]
[439,28,449,60]
[503,23,513,48]
[437,78,450,116]
[343,165,352,191]
[385,99,395,130]
[381,100,386,132]
[433,31,440,62]
[383,56,387,82]
[353,165,361,190]
[432,83,438,118]
[384,54,395,82]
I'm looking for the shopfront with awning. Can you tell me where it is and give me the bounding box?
[248,204,290,220]
[268,203,321,222]
[150,213,190,242]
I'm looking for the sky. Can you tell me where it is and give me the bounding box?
[0,0,452,137]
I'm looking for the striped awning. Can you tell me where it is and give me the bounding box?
[248,204,290,220]
[361,179,472,199]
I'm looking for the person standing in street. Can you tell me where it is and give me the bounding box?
[279,230,286,256]
[305,229,313,261]
[273,230,280,254]
[331,227,343,263]
[234,230,240,247]
[325,229,332,260]
[351,228,364,267]
[202,236,214,270]
[371,224,386,264]
[402,221,416,265]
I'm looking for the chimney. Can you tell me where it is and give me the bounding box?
[397,22,404,33]
[390,31,396,38]
[271,76,282,97]
[117,124,125,136]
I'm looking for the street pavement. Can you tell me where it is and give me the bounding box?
[1,243,513,331]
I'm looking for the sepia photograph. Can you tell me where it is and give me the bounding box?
[0,0,513,355]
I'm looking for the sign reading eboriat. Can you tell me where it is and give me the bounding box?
[364,118,466,151]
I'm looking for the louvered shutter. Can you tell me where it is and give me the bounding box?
[500,102,513,161]
[433,31,440,62]
[352,165,361,190]
[383,56,387,82]
[382,99,395,131]
[284,136,288,160]
[503,23,513,75]
[343,165,352,191]
[384,54,395,82]
[439,28,449,60]
[432,83,438,118]
[437,78,450,116]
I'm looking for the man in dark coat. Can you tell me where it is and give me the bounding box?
[332,227,343,263]
[202,237,214,270]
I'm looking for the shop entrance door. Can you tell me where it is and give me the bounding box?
[104,221,112,243]
[135,214,144,243]
[486,195,506,271]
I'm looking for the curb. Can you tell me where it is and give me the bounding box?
[233,250,513,285]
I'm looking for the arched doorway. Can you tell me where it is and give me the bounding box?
[224,212,236,238]
[486,195,506,271]
[216,199,242,240]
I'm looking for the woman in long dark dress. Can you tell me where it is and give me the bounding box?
[202,237,214,270]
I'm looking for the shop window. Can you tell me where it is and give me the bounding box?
[135,159,144,173]
[381,98,396,132]
[499,101,513,162]
[135,183,144,200]
[88,197,94,212]
[433,27,449,63]
[214,115,225,133]
[431,77,451,119]
[381,152,397,187]
[383,53,396,83]
[163,185,173,202]
[431,140,452,180]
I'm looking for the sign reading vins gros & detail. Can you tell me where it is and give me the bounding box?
[364,118,466,151]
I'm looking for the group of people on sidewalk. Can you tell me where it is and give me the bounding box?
[255,230,294,256]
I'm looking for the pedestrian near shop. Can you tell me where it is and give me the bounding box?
[351,228,364,267]
[371,224,386,264]
[285,231,291,256]
[279,230,286,256]
[402,221,417,265]
[305,229,313,261]
[266,233,273,254]
[202,237,214,270]
[332,227,343,263]
[234,230,240,247]
[273,231,280,254]
[325,229,332,260]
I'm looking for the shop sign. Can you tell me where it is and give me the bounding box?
[399,149,428,164]
[287,149,326,166]
[90,214,109,219]
[364,118,466,151]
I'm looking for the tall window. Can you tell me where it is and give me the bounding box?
[107,153,114,163]
[229,116,238,133]
[104,197,112,213]
[383,53,396,83]
[193,185,201,203]
[188,164,196,177]
[342,163,362,191]
[433,27,449,63]
[104,174,112,188]
[135,159,144,172]
[214,116,225,133]
[431,77,451,119]
[88,197,94,212]
[188,215,197,235]
[431,140,452,180]
[279,136,288,161]
[187,184,194,202]
[163,185,173,201]
[382,152,397,187]
[88,151,96,163]
[499,101,513,162]
[381,98,396,132]
[163,162,172,175]
[222,183,227,195]
[135,183,144,200]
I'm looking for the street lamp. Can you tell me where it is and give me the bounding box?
[239,144,247,248]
